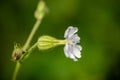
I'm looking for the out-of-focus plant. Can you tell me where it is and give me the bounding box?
[12,0,82,80]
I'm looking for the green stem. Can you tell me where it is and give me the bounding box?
[23,42,38,60]
[56,40,67,45]
[27,42,38,53]
[12,62,21,80]
[23,20,41,51]
[12,20,42,80]
[12,0,46,79]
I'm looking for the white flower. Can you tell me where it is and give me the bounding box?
[64,26,82,61]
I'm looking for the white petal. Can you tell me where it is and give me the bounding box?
[69,53,78,61]
[73,58,78,61]
[70,34,80,44]
[73,45,82,58]
[64,26,73,38]
[64,44,70,57]
[67,44,78,61]
[64,26,78,39]
[64,44,78,61]
[77,45,82,51]
[74,51,81,58]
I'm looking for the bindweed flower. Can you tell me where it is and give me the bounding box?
[64,26,82,61]
[37,26,82,61]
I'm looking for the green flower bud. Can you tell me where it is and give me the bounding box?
[12,43,24,61]
[34,0,47,20]
[37,36,58,50]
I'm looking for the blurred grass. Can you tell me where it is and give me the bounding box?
[0,0,120,80]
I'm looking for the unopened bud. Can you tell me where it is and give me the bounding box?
[12,43,24,61]
[34,0,47,20]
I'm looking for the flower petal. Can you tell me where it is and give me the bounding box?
[63,26,82,61]
[64,44,70,58]
[64,44,78,61]
[72,45,81,58]
[70,34,80,44]
[69,53,78,61]
[67,44,78,61]
[64,26,78,39]
[76,45,82,51]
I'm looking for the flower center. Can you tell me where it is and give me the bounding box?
[66,40,72,44]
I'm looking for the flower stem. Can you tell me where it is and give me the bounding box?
[12,20,42,80]
[22,42,38,61]
[57,40,67,45]
[12,0,46,79]
[12,62,21,80]
[23,20,41,51]
[27,42,38,53]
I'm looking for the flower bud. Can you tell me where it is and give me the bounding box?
[37,36,58,50]
[34,0,46,20]
[12,43,24,61]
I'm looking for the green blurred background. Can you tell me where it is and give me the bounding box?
[0,0,120,80]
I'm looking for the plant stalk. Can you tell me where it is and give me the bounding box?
[12,20,41,80]
[23,20,41,51]
[12,62,21,80]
